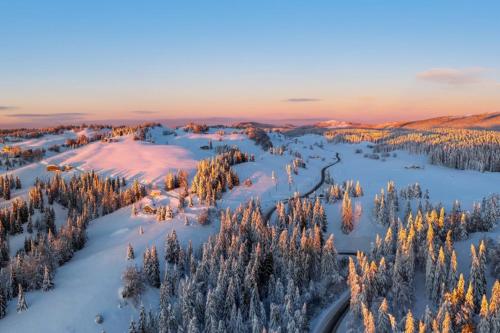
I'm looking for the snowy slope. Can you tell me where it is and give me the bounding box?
[54,136,199,185]
[0,200,219,333]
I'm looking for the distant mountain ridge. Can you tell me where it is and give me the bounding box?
[281,112,499,136]
[377,112,500,130]
[313,112,500,131]
[314,120,361,128]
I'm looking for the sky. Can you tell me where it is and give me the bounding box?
[1,0,500,127]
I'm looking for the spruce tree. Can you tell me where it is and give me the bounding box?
[0,287,6,319]
[42,265,54,291]
[149,246,160,288]
[165,230,180,265]
[404,311,415,333]
[27,215,33,234]
[377,298,392,333]
[478,294,490,333]
[457,282,475,328]
[17,284,28,312]
[470,243,487,307]
[341,191,354,234]
[489,281,500,333]
[128,320,137,333]
[138,305,147,333]
[127,243,135,260]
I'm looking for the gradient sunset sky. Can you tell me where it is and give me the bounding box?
[1,0,500,127]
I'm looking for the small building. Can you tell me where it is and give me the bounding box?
[143,205,157,214]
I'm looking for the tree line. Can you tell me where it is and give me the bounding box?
[325,128,500,172]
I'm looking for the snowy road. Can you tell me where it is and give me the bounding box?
[313,252,357,333]
[263,152,341,223]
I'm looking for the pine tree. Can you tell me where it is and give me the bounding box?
[347,258,364,320]
[362,304,376,333]
[128,319,137,333]
[127,243,135,260]
[404,311,415,333]
[425,242,435,297]
[165,230,180,265]
[27,215,33,234]
[377,298,392,333]
[489,281,500,333]
[470,243,487,307]
[446,250,458,293]
[146,246,160,288]
[417,321,426,333]
[42,265,54,291]
[165,205,173,220]
[457,282,475,328]
[422,306,433,331]
[17,284,28,312]
[321,235,340,287]
[441,311,452,333]
[341,191,354,234]
[138,305,147,333]
[431,246,446,304]
[0,287,6,319]
[392,247,414,314]
[478,294,490,333]
[355,181,364,197]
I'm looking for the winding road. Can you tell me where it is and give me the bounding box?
[313,252,356,333]
[263,152,341,223]
[261,152,352,333]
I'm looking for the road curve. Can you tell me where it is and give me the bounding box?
[313,252,357,333]
[263,152,341,223]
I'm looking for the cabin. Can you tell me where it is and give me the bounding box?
[143,205,157,214]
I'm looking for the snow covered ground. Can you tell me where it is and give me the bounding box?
[0,127,498,332]
[316,141,499,330]
[0,199,219,333]
[320,141,499,252]
[0,128,110,174]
